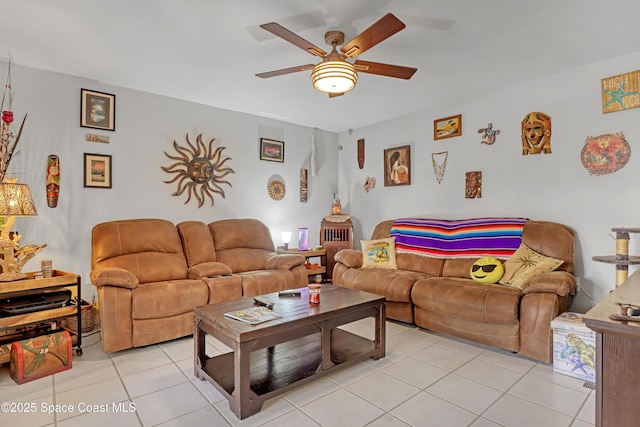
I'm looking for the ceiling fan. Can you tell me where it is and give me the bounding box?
[256,13,417,97]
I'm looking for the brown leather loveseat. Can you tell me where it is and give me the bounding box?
[91,218,306,352]
[332,219,576,363]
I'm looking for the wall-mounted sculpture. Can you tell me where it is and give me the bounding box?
[162,133,234,207]
[521,112,551,155]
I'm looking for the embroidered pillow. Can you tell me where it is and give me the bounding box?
[361,237,397,269]
[499,243,563,289]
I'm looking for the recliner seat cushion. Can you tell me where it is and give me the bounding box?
[132,279,209,319]
[339,268,432,303]
[411,277,522,324]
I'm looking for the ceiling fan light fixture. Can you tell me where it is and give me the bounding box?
[311,60,357,94]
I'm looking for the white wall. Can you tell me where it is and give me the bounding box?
[2,62,339,300]
[338,51,640,313]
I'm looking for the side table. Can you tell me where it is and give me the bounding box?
[278,248,327,283]
[0,270,83,364]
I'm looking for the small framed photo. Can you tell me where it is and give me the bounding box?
[384,145,411,186]
[81,89,116,131]
[84,153,112,188]
[260,138,284,162]
[434,114,462,140]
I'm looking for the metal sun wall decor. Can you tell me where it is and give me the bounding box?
[581,132,631,176]
[162,133,234,208]
[521,112,552,155]
[477,123,500,145]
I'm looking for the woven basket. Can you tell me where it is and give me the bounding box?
[65,304,95,333]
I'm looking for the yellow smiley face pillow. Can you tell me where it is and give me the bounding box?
[470,257,505,283]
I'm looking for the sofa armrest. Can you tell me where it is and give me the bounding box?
[521,271,576,297]
[90,267,139,289]
[335,249,363,269]
[188,262,233,278]
[265,253,306,270]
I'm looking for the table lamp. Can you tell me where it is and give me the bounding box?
[0,181,45,281]
[281,231,292,250]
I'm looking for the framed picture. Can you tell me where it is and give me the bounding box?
[434,114,462,140]
[260,138,284,162]
[384,145,411,186]
[80,89,116,131]
[84,153,112,188]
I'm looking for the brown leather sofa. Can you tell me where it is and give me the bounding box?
[91,218,306,352]
[332,219,576,363]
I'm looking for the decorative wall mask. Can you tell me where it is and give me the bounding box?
[162,133,234,208]
[581,132,631,176]
[521,112,551,155]
[357,139,365,169]
[46,155,60,208]
[465,171,482,198]
[431,151,448,184]
[364,177,376,192]
[300,168,308,202]
[477,123,500,145]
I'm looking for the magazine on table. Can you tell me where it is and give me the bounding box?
[224,306,282,325]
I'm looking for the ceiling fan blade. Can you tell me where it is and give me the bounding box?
[341,13,406,58]
[260,22,327,57]
[354,60,417,79]
[256,64,315,78]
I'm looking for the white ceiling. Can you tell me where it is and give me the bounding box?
[1,0,639,133]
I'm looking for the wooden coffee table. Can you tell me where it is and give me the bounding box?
[194,285,386,419]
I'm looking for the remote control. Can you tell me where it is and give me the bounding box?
[253,296,275,309]
[279,290,301,297]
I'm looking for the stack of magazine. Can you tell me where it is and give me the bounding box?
[224,306,282,325]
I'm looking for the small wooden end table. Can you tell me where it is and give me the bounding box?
[194,285,385,419]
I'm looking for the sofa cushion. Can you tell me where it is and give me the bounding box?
[131,279,209,319]
[236,270,301,297]
[499,243,563,289]
[361,237,397,269]
[412,277,522,324]
[209,219,274,272]
[339,268,431,303]
[92,219,189,284]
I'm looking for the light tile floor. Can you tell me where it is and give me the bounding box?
[0,319,595,426]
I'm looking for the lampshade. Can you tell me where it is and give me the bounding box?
[311,60,358,94]
[281,231,292,244]
[0,183,37,216]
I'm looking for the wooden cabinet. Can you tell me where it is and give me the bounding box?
[0,270,82,364]
[320,218,353,282]
[583,269,640,427]
[278,248,327,283]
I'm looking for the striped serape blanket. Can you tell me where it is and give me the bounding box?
[390,217,527,259]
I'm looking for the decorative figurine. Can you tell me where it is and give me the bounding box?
[477,123,500,145]
[332,197,342,215]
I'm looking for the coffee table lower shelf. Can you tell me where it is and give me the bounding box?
[198,329,376,398]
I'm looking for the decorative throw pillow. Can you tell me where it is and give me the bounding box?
[361,237,397,269]
[499,243,563,289]
[470,257,505,283]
